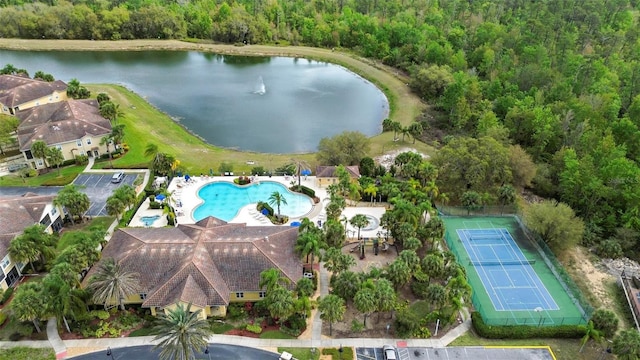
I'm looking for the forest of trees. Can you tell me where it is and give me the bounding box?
[2,0,640,255]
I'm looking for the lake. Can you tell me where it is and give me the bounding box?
[0,50,388,153]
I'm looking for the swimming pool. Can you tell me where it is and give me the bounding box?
[140,215,161,227]
[193,181,313,222]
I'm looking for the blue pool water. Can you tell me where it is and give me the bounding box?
[193,181,313,222]
[140,215,161,227]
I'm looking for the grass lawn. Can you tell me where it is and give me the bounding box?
[0,315,47,341]
[450,330,608,360]
[128,327,155,337]
[260,330,296,339]
[409,300,431,318]
[210,322,234,334]
[0,347,55,360]
[322,347,355,359]
[277,347,320,360]
[56,217,115,252]
[0,165,85,186]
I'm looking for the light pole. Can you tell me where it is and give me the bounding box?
[106,347,115,360]
[338,344,343,360]
[534,307,543,327]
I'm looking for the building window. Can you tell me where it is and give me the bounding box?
[139,293,147,300]
[235,292,244,299]
[51,207,57,216]
[86,139,92,145]
[0,255,10,270]
[37,160,43,166]
[76,140,82,147]
[259,291,266,298]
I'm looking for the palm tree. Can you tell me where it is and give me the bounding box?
[11,282,45,333]
[46,147,65,175]
[42,273,86,333]
[386,259,412,290]
[31,140,49,169]
[8,224,56,272]
[354,286,376,327]
[580,320,603,352]
[259,268,289,293]
[350,214,370,241]
[268,191,287,218]
[152,303,212,360]
[265,286,295,325]
[295,231,322,271]
[318,294,346,336]
[100,135,115,168]
[498,184,516,214]
[374,278,396,322]
[87,258,140,310]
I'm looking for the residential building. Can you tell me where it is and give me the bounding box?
[315,165,361,188]
[0,74,68,115]
[16,99,112,169]
[0,193,64,290]
[83,216,302,319]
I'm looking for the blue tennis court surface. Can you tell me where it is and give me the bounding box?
[457,228,559,312]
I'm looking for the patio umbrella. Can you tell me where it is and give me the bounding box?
[290,221,301,227]
[301,169,312,176]
[155,194,166,202]
[185,174,190,181]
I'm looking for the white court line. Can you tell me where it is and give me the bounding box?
[459,229,508,311]
[500,229,560,310]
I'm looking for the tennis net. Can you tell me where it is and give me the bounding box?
[469,259,535,266]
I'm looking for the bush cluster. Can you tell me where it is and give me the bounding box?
[257,201,274,216]
[291,185,315,198]
[471,312,586,339]
[0,287,14,305]
[245,323,262,334]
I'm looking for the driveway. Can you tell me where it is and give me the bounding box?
[356,347,555,360]
[73,173,138,216]
[70,344,280,360]
[0,172,139,217]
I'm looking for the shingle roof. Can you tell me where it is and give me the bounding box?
[84,217,302,308]
[16,99,111,150]
[316,165,360,178]
[0,74,67,108]
[0,193,55,257]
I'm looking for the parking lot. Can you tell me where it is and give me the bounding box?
[356,347,555,360]
[73,173,138,216]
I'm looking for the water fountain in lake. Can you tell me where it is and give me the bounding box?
[254,76,266,95]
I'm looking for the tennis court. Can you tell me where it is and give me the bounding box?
[458,228,559,311]
[444,216,589,326]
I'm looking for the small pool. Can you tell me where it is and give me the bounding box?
[193,181,313,222]
[140,215,161,227]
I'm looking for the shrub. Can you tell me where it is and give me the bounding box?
[596,239,623,259]
[75,154,89,165]
[0,311,7,327]
[471,312,585,339]
[410,281,429,299]
[9,332,22,341]
[149,201,161,209]
[1,287,14,305]
[245,323,262,334]
[257,201,274,216]
[395,308,421,338]
[351,319,364,333]
[251,166,267,175]
[227,303,247,321]
[286,313,307,333]
[591,308,619,338]
[90,310,111,320]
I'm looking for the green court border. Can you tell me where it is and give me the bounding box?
[443,216,588,326]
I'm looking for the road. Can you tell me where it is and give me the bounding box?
[71,344,281,360]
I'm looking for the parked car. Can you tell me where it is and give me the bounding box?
[8,163,27,172]
[111,172,125,183]
[383,345,397,360]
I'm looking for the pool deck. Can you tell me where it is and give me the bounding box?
[130,175,388,238]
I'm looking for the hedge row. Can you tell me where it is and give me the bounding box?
[258,201,274,216]
[471,312,586,339]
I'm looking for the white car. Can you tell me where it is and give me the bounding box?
[383,345,397,360]
[111,172,125,183]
